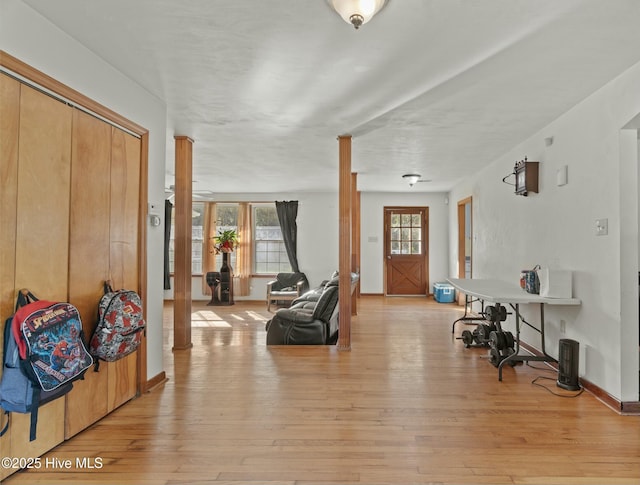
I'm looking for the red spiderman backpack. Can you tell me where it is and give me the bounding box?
[89,282,146,368]
[0,290,92,441]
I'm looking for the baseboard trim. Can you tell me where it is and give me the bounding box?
[165,299,270,303]
[144,371,168,393]
[518,341,639,415]
[620,401,640,414]
[360,293,384,296]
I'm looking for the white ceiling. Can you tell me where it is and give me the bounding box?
[23,0,640,194]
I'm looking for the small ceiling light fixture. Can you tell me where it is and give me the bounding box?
[327,0,389,30]
[402,173,422,187]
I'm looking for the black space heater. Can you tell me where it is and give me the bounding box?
[557,339,580,391]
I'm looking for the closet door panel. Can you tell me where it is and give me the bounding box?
[0,74,20,324]
[15,85,72,301]
[107,352,138,412]
[65,109,111,438]
[68,109,111,337]
[12,84,71,456]
[0,72,20,482]
[65,370,109,438]
[11,399,65,460]
[110,128,140,290]
[109,127,141,408]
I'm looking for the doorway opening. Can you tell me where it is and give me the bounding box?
[457,197,472,304]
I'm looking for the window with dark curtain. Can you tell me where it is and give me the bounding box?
[164,199,173,289]
[275,200,300,273]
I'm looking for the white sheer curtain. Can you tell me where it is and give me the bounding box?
[201,202,217,295]
[235,202,252,296]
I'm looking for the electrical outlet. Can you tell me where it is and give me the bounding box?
[560,319,566,334]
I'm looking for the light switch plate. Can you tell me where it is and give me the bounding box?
[596,218,608,236]
[556,165,568,186]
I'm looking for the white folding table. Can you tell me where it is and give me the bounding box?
[447,278,581,380]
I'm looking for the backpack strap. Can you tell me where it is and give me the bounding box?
[29,387,40,441]
[16,289,38,310]
[0,411,8,437]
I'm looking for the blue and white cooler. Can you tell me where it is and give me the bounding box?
[433,282,455,303]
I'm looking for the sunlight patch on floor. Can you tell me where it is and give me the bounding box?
[192,320,232,328]
[246,310,268,321]
[191,310,233,327]
[192,310,222,321]
[189,308,267,328]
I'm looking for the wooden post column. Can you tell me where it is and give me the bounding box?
[173,136,193,350]
[338,135,352,350]
[351,172,360,315]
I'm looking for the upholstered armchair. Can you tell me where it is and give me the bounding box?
[265,272,359,345]
[266,276,340,345]
[266,272,309,312]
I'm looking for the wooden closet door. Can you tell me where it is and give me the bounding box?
[65,109,112,438]
[107,127,141,411]
[12,83,72,459]
[0,72,20,483]
[110,127,141,289]
[0,74,19,327]
[14,85,72,298]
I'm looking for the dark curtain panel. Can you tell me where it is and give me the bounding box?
[164,199,173,290]
[275,200,300,273]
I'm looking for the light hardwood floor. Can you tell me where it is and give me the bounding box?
[4,296,640,484]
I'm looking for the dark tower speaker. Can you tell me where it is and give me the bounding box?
[557,339,580,391]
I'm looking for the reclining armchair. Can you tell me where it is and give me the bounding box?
[266,272,309,312]
[266,276,340,345]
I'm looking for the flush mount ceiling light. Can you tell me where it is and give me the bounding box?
[327,0,389,30]
[402,173,422,187]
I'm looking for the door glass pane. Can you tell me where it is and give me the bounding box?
[388,210,424,256]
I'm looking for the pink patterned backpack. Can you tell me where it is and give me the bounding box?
[89,282,146,367]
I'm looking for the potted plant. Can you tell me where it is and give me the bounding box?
[212,229,238,253]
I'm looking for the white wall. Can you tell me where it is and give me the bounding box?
[619,129,639,404]
[448,61,640,402]
[360,192,449,294]
[2,0,168,380]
